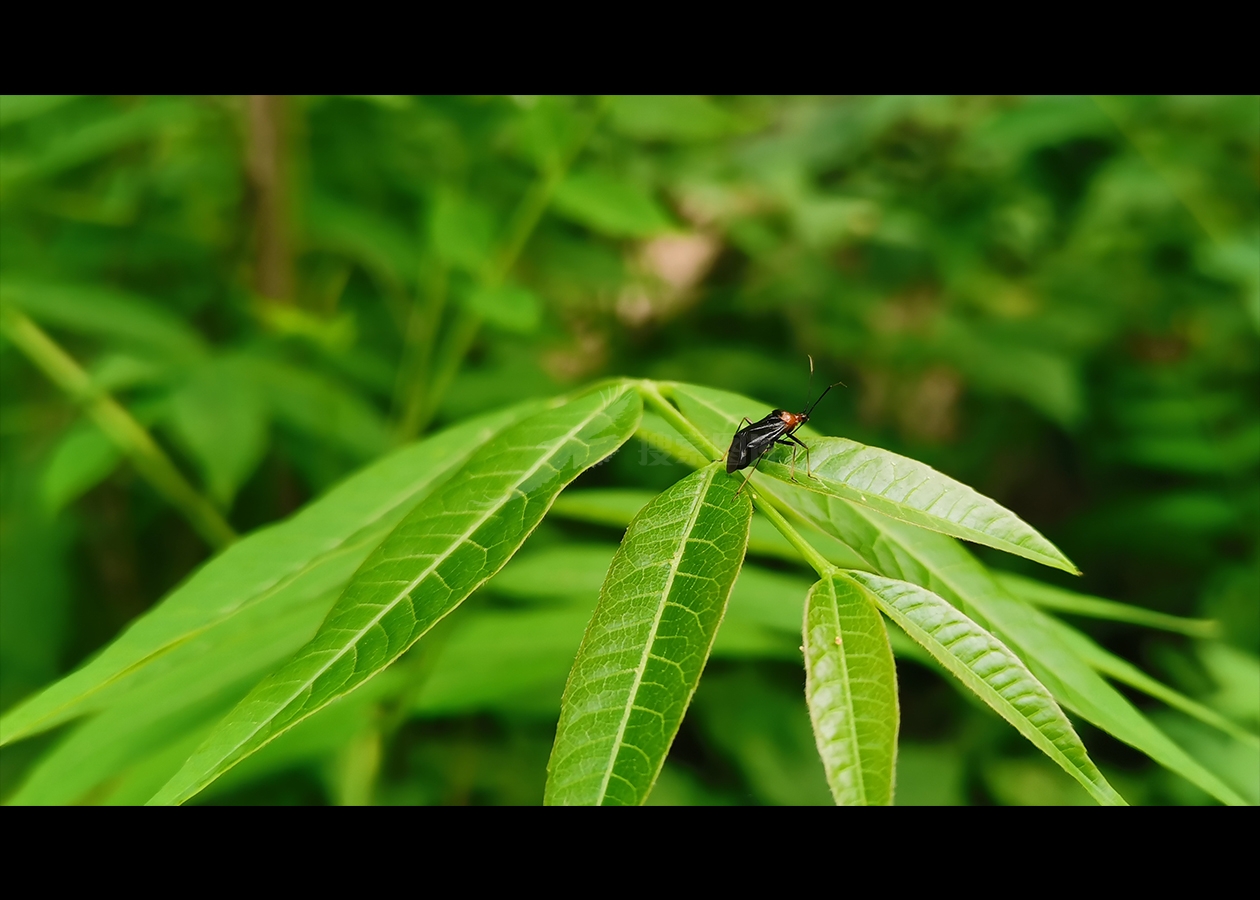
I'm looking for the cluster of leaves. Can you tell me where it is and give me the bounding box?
[1,95,1256,804]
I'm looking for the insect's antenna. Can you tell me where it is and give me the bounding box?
[805,379,847,417]
[803,355,815,410]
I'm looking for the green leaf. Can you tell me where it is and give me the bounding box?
[669,383,1078,573]
[844,571,1122,805]
[551,170,675,239]
[149,384,642,804]
[545,462,752,805]
[551,487,869,569]
[167,355,268,506]
[1,280,205,358]
[412,607,594,718]
[808,496,1249,806]
[803,575,898,805]
[462,282,542,334]
[610,96,741,142]
[487,545,614,602]
[1039,616,1260,748]
[247,356,390,461]
[996,571,1220,638]
[0,401,540,746]
[429,191,498,275]
[660,382,1249,805]
[40,420,121,513]
[306,193,419,289]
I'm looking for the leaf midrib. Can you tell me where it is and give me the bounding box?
[818,577,867,805]
[595,464,714,805]
[183,391,624,790]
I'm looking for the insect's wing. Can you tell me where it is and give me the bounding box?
[726,429,752,473]
[726,415,786,474]
[743,417,786,461]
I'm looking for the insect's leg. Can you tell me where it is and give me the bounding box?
[733,455,764,498]
[783,433,816,480]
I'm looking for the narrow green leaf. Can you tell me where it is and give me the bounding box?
[1,280,205,358]
[40,420,121,513]
[661,383,1249,805]
[545,462,752,805]
[0,401,540,745]
[1040,616,1260,748]
[845,571,1122,805]
[150,385,641,805]
[551,170,675,238]
[248,356,390,461]
[167,355,268,506]
[996,571,1220,638]
[462,283,542,334]
[804,493,1249,806]
[671,383,1078,573]
[804,575,899,805]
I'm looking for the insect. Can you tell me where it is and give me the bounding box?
[725,356,844,495]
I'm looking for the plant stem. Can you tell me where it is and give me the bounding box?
[749,493,836,578]
[0,307,237,550]
[413,97,612,435]
[638,379,836,578]
[637,380,721,460]
[392,258,448,443]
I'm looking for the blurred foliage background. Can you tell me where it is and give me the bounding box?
[1,95,1256,805]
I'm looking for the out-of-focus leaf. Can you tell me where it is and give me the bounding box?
[413,607,592,717]
[691,667,833,805]
[0,98,192,187]
[845,571,1122,805]
[0,402,541,745]
[0,281,204,358]
[487,545,613,602]
[670,382,1078,573]
[40,420,121,513]
[0,95,77,127]
[997,571,1220,638]
[462,283,542,334]
[552,170,675,238]
[803,574,898,805]
[247,356,389,461]
[936,317,1084,426]
[1198,643,1260,729]
[306,193,418,289]
[151,384,641,804]
[429,191,497,275]
[1042,616,1259,747]
[967,96,1114,163]
[167,355,268,507]
[0,508,73,709]
[895,742,965,806]
[611,96,740,143]
[546,463,751,806]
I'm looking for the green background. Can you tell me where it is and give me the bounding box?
[1,95,1256,804]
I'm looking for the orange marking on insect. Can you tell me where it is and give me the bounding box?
[777,410,805,429]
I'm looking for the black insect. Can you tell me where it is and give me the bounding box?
[726,357,844,495]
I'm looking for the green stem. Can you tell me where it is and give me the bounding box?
[414,97,611,435]
[638,379,835,577]
[637,380,721,459]
[392,258,448,443]
[750,494,835,578]
[1,307,237,550]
